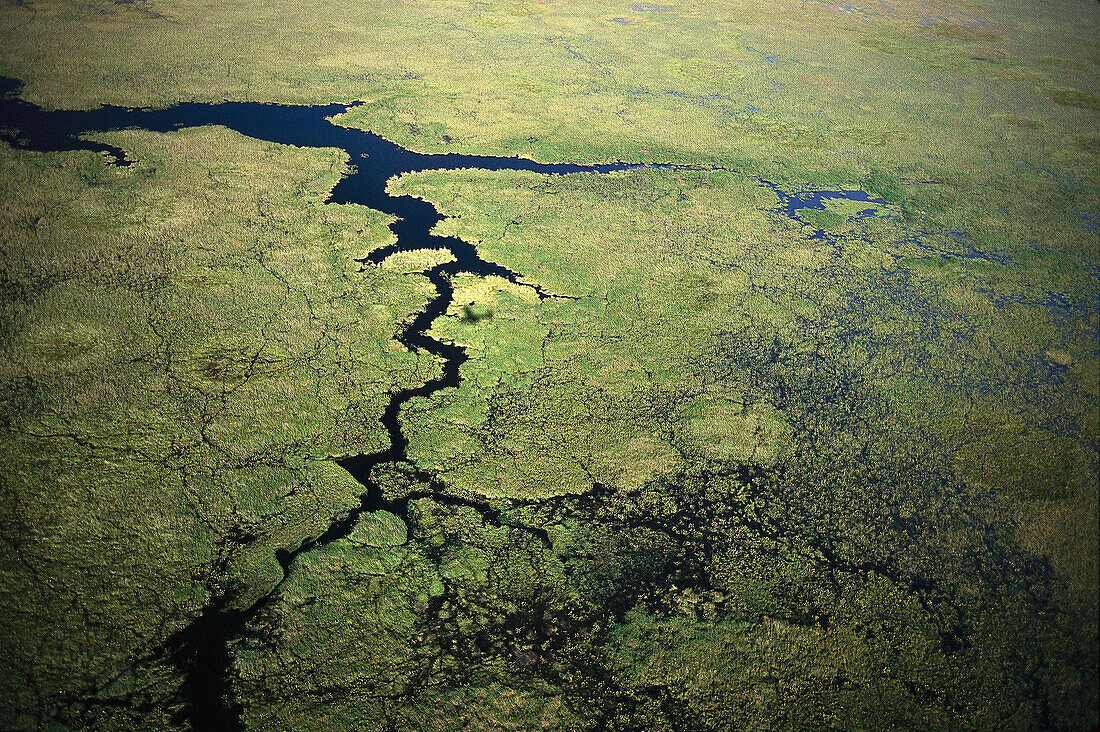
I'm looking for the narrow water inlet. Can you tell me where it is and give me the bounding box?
[0,75,903,727]
[0,77,691,728]
[1,77,902,726]
[0,74,1081,731]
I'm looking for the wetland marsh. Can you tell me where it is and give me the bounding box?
[0,0,1097,729]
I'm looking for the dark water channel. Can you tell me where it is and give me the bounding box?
[0,77,926,727]
[0,77,695,728]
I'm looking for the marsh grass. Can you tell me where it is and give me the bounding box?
[0,127,435,726]
[0,0,1097,726]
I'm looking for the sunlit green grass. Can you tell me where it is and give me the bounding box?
[0,127,436,727]
[0,0,1097,727]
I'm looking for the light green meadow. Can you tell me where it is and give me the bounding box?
[0,0,1096,728]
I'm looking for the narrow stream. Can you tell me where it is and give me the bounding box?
[1,77,911,727]
[0,78,1065,729]
[0,77,694,728]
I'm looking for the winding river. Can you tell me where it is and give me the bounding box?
[0,77,702,728]
[0,77,900,727]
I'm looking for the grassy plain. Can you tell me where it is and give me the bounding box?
[0,0,1097,728]
[0,127,437,726]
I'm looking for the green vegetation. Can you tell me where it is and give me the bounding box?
[1,0,1097,728]
[0,127,434,726]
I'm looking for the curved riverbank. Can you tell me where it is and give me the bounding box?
[0,77,691,727]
